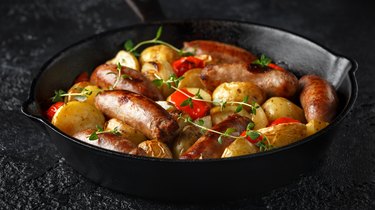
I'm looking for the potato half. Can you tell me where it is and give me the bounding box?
[141,61,175,98]
[138,140,173,159]
[177,68,206,89]
[262,97,306,123]
[52,101,105,136]
[222,138,258,158]
[258,123,307,148]
[105,118,147,145]
[139,45,180,65]
[173,125,202,158]
[106,50,140,71]
[306,120,329,136]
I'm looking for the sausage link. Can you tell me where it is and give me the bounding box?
[90,63,163,101]
[179,114,251,159]
[299,75,339,122]
[95,90,179,143]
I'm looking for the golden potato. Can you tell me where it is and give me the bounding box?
[261,97,306,123]
[82,85,102,106]
[138,140,173,159]
[105,118,147,145]
[251,103,268,130]
[177,68,205,89]
[106,50,140,71]
[139,45,180,64]
[52,101,105,136]
[212,82,266,106]
[173,125,202,158]
[222,138,258,158]
[141,61,175,98]
[306,120,329,136]
[210,105,252,125]
[65,81,91,103]
[258,123,307,148]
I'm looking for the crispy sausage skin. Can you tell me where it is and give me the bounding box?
[299,75,339,122]
[183,40,257,64]
[95,90,179,143]
[179,114,251,159]
[90,63,163,101]
[201,63,299,98]
[73,129,144,155]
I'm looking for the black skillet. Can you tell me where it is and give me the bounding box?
[21,0,358,201]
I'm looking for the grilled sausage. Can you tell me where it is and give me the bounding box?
[90,63,163,101]
[201,63,299,98]
[95,90,179,143]
[73,129,144,155]
[183,40,257,64]
[179,114,251,159]
[299,75,339,122]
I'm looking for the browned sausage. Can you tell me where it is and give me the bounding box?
[179,114,251,159]
[73,129,144,155]
[183,40,257,64]
[95,90,179,143]
[299,75,339,122]
[90,63,163,101]
[201,63,299,98]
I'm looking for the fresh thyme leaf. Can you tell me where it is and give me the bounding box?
[251,101,259,115]
[218,135,224,144]
[242,95,249,103]
[110,126,121,135]
[195,89,203,99]
[179,51,195,57]
[197,119,204,126]
[51,89,66,102]
[235,104,243,113]
[252,54,272,67]
[184,116,193,123]
[152,79,164,88]
[155,26,163,40]
[247,131,260,140]
[117,62,122,71]
[218,127,237,144]
[121,74,132,80]
[88,132,98,140]
[180,97,193,108]
[246,121,255,131]
[124,39,134,51]
[96,125,104,132]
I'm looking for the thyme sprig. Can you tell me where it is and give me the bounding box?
[124,26,194,57]
[88,125,121,140]
[109,62,133,89]
[51,88,92,103]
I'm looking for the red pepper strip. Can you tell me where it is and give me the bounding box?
[270,117,301,126]
[268,63,286,71]
[172,56,205,77]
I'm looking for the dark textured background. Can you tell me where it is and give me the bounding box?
[1,0,374,209]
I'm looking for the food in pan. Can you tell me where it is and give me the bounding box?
[46,27,338,159]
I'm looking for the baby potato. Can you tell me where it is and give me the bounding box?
[65,82,101,106]
[222,138,258,158]
[141,61,175,98]
[105,118,147,145]
[106,50,140,71]
[210,105,252,125]
[251,103,269,130]
[139,45,180,65]
[82,85,102,106]
[262,97,306,123]
[173,125,202,158]
[138,140,173,159]
[52,101,105,136]
[258,123,307,148]
[306,120,329,136]
[212,82,266,106]
[177,68,206,89]
[65,81,91,103]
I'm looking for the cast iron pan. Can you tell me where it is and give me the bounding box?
[21,0,358,201]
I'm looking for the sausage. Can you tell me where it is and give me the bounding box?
[90,63,163,101]
[179,114,251,159]
[201,63,299,98]
[95,90,179,143]
[299,75,339,122]
[73,129,144,155]
[183,40,257,64]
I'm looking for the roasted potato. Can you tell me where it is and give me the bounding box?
[138,140,173,159]
[106,50,140,71]
[251,103,269,130]
[173,125,202,158]
[210,105,252,125]
[212,82,266,106]
[262,97,306,123]
[258,123,307,148]
[222,138,258,158]
[65,83,102,106]
[177,68,206,89]
[139,45,180,65]
[52,101,105,136]
[306,120,329,136]
[105,118,147,145]
[141,61,175,98]
[65,81,91,102]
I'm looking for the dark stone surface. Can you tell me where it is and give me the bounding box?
[1,0,374,209]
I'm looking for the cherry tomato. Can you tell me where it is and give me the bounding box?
[46,102,64,121]
[268,63,285,71]
[240,131,264,144]
[270,117,301,126]
[172,56,205,77]
[169,88,210,120]
[73,71,89,83]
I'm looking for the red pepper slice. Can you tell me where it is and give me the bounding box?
[172,56,205,77]
[270,117,301,126]
[46,102,64,121]
[240,131,264,144]
[268,63,286,71]
[169,88,210,120]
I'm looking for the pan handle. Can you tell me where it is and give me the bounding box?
[125,0,166,22]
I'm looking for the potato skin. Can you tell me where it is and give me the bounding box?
[262,97,306,123]
[222,138,258,158]
[306,120,329,136]
[65,81,91,103]
[138,140,173,159]
[106,50,140,71]
[141,61,175,98]
[139,45,180,65]
[173,125,202,158]
[258,123,307,148]
[212,82,266,105]
[105,118,147,145]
